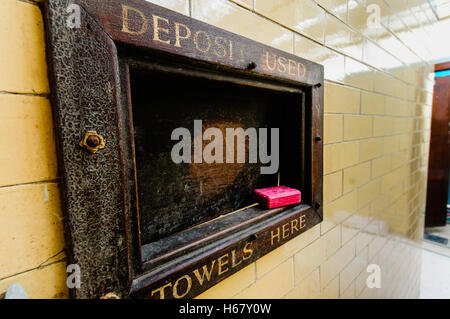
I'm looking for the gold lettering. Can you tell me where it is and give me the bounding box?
[193,261,215,286]
[174,22,191,48]
[214,37,227,58]
[194,30,211,53]
[243,241,253,260]
[264,51,307,78]
[173,275,192,299]
[229,40,233,60]
[265,51,277,71]
[239,44,246,61]
[277,56,287,73]
[152,15,171,44]
[231,249,242,268]
[288,59,297,76]
[299,214,306,229]
[297,62,306,77]
[291,218,299,232]
[282,223,290,239]
[271,227,280,245]
[121,5,148,35]
[151,282,172,299]
[218,254,229,275]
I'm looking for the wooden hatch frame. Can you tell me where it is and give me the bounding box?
[43,0,324,299]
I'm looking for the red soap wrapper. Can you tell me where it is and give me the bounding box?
[253,186,301,209]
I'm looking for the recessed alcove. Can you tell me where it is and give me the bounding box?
[130,66,309,264]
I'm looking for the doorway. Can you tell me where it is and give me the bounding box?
[425,61,450,228]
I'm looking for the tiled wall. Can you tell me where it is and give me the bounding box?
[0,0,438,298]
[185,0,435,299]
[0,0,68,298]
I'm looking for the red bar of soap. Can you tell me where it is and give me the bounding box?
[253,186,301,209]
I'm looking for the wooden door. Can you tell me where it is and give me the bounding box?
[425,62,450,227]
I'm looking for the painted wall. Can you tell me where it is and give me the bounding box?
[0,0,440,298]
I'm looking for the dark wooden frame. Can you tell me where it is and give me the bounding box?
[43,0,324,299]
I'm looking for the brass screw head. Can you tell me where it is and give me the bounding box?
[80,131,106,153]
[100,292,120,299]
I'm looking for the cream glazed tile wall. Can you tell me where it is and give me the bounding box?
[0,0,437,298]
[184,0,435,299]
[0,0,67,298]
